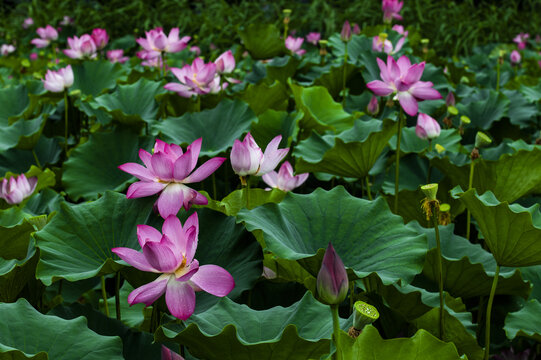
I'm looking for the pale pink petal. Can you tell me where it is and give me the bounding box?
[396,56,411,75]
[143,235,182,273]
[112,247,158,272]
[376,57,391,83]
[403,62,425,84]
[156,183,184,218]
[128,276,169,306]
[139,149,153,169]
[162,215,186,254]
[186,138,202,170]
[166,280,196,320]
[183,157,226,183]
[409,82,442,100]
[190,190,208,206]
[151,152,174,181]
[397,91,419,116]
[262,171,278,188]
[183,212,199,239]
[137,224,163,248]
[173,149,194,182]
[183,227,198,264]
[126,181,167,199]
[366,80,395,96]
[387,56,400,80]
[119,163,154,181]
[189,265,235,297]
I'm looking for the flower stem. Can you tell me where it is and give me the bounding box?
[101,276,109,317]
[394,110,403,213]
[365,177,372,200]
[32,149,42,169]
[432,209,444,339]
[64,90,69,154]
[331,304,342,360]
[195,96,201,112]
[245,179,250,209]
[484,264,500,360]
[496,60,501,92]
[342,43,348,106]
[426,140,432,183]
[162,53,167,79]
[115,272,121,321]
[466,160,475,240]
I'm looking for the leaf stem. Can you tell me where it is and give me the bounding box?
[64,90,69,154]
[212,172,217,200]
[101,276,109,317]
[484,264,500,360]
[32,149,42,169]
[331,304,342,360]
[426,140,432,183]
[342,43,348,106]
[432,208,444,339]
[365,177,372,200]
[115,272,121,321]
[466,159,475,240]
[394,110,403,213]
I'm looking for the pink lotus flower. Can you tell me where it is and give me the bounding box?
[367,95,380,115]
[262,161,308,192]
[513,33,529,50]
[340,20,352,42]
[107,49,129,64]
[215,50,235,74]
[510,50,521,64]
[415,113,441,140]
[140,55,163,69]
[23,17,34,29]
[352,23,361,35]
[112,213,235,320]
[285,36,305,56]
[43,65,74,93]
[189,46,201,56]
[372,34,405,55]
[306,32,321,45]
[392,25,408,37]
[91,28,109,50]
[382,0,404,23]
[29,53,38,61]
[136,27,190,60]
[0,174,37,204]
[1,44,15,56]
[162,346,184,360]
[316,243,348,305]
[119,138,225,218]
[230,133,289,177]
[164,58,222,98]
[63,34,97,59]
[31,25,58,48]
[366,55,442,116]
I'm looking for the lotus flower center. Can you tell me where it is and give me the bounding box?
[173,257,189,278]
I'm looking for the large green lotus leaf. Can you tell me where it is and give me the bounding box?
[504,299,541,342]
[51,302,160,360]
[328,34,381,82]
[340,326,464,360]
[238,24,285,60]
[432,146,541,203]
[0,136,60,174]
[155,292,346,360]
[452,187,541,267]
[71,60,126,98]
[236,187,427,284]
[294,118,397,178]
[75,99,113,125]
[153,99,256,157]
[23,188,63,216]
[301,63,358,99]
[520,82,541,102]
[519,265,541,301]
[250,109,299,151]
[93,78,165,125]
[414,223,530,299]
[502,89,538,129]
[0,248,38,302]
[0,207,38,260]
[34,191,154,285]
[240,81,289,115]
[62,128,153,201]
[456,89,509,130]
[389,128,462,154]
[0,84,30,122]
[289,81,355,134]
[266,56,301,88]
[0,115,47,152]
[0,298,123,359]
[203,188,286,217]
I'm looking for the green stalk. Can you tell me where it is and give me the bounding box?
[331,305,342,360]
[432,209,444,339]
[496,60,501,92]
[64,90,69,153]
[466,160,475,240]
[115,272,121,321]
[195,96,201,112]
[32,149,42,169]
[394,109,403,213]
[484,264,500,360]
[162,53,167,79]
[101,276,109,317]
[426,140,432,183]
[245,179,250,209]
[365,177,372,201]
[341,43,348,106]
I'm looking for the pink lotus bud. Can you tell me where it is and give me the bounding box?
[382,0,404,23]
[161,345,184,360]
[91,28,109,50]
[340,20,351,42]
[64,34,97,59]
[43,65,74,93]
[513,33,529,50]
[0,174,37,205]
[367,95,379,115]
[1,44,15,56]
[23,18,34,29]
[415,113,441,140]
[215,50,235,74]
[317,243,348,305]
[37,25,59,40]
[107,49,129,64]
[352,23,361,35]
[190,46,201,56]
[510,50,521,64]
[29,53,38,61]
[230,133,289,177]
[445,92,455,107]
[306,32,321,45]
[285,36,305,56]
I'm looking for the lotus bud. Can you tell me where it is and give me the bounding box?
[421,183,438,201]
[475,131,492,148]
[510,50,521,64]
[316,243,348,305]
[415,113,441,140]
[445,92,455,107]
[340,20,352,42]
[367,95,379,115]
[352,23,361,35]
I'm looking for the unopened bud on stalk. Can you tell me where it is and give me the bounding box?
[475,131,492,149]
[319,39,328,56]
[316,243,348,305]
[341,20,352,42]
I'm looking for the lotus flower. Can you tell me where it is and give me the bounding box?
[119,138,225,218]
[382,0,404,23]
[510,50,521,64]
[112,213,235,320]
[164,58,222,98]
[513,33,529,50]
[107,49,129,64]
[352,23,361,35]
[60,16,74,26]
[63,34,97,59]
[367,95,379,115]
[316,243,348,305]
[392,25,408,37]
[0,174,37,204]
[372,34,405,54]
[22,17,34,29]
[1,44,15,56]
[30,25,58,48]
[340,20,352,42]
[306,32,321,45]
[285,36,305,56]
[366,55,442,116]
[215,50,235,74]
[230,133,289,177]
[415,113,441,140]
[91,28,109,50]
[140,55,163,69]
[162,346,184,360]
[136,27,190,60]
[262,161,308,192]
[43,65,74,93]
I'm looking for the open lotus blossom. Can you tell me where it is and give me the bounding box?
[119,138,225,218]
[215,50,235,74]
[366,55,442,116]
[23,17,34,29]
[30,25,58,48]
[231,133,289,177]
[0,174,37,205]
[262,161,308,192]
[112,213,235,320]
[107,49,129,64]
[164,58,222,98]
[63,34,97,59]
[316,243,348,305]
[91,28,109,50]
[1,44,15,56]
[392,24,408,37]
[510,50,521,64]
[43,65,74,92]
[382,0,404,23]
[415,113,441,140]
[513,33,529,50]
[306,32,321,45]
[136,27,190,60]
[372,33,405,55]
[285,36,305,56]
